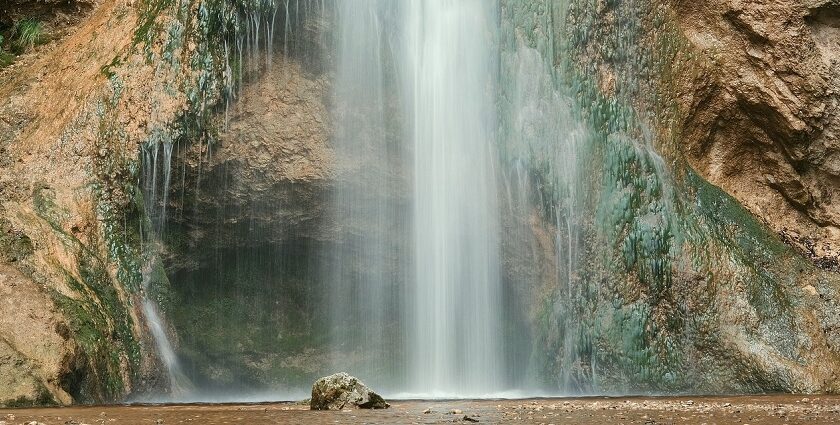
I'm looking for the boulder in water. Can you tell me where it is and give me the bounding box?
[310,372,389,410]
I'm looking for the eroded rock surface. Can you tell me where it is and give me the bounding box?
[0,264,76,406]
[0,0,249,404]
[168,57,334,258]
[0,0,148,406]
[674,0,840,265]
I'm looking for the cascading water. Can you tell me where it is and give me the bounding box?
[141,294,193,394]
[327,0,406,386]
[404,0,504,396]
[329,0,506,397]
[141,141,194,397]
[151,0,597,399]
[126,0,821,401]
[498,0,592,389]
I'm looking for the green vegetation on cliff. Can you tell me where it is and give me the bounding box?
[32,184,142,402]
[500,0,840,394]
[12,18,43,52]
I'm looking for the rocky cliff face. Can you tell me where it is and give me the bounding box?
[171,56,333,258]
[158,46,338,392]
[675,0,840,266]
[1,0,840,405]
[0,0,273,405]
[0,0,150,406]
[529,0,840,393]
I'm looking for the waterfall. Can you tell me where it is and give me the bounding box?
[328,0,405,387]
[141,292,193,395]
[150,0,594,399]
[141,141,194,397]
[405,0,503,396]
[330,0,505,397]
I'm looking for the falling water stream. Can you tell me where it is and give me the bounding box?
[327,0,508,397]
[143,0,590,400]
[141,141,195,397]
[328,0,402,387]
[405,0,504,396]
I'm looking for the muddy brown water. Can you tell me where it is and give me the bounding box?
[2,396,840,424]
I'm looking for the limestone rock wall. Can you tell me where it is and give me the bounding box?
[674,0,840,265]
[171,57,334,259]
[501,0,840,394]
[0,0,149,406]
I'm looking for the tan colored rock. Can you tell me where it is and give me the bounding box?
[673,0,840,265]
[164,56,334,260]
[0,264,75,405]
[0,0,208,404]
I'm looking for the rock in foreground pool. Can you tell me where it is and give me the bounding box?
[310,372,390,410]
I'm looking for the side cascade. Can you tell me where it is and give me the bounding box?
[140,140,194,397]
[327,0,407,389]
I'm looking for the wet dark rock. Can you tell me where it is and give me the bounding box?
[309,373,389,410]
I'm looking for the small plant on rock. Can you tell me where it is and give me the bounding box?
[13,19,44,52]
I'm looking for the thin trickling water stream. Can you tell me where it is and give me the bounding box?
[142,141,195,397]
